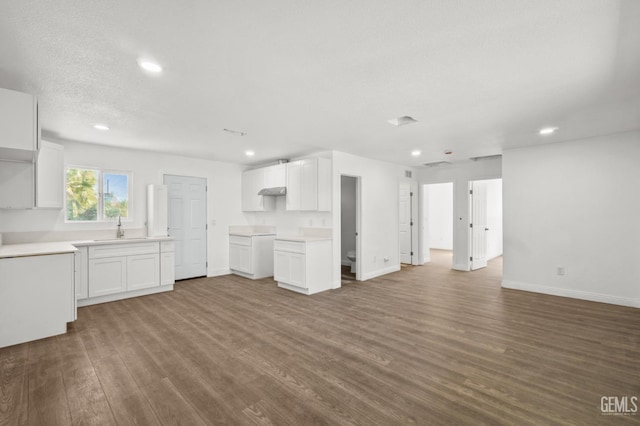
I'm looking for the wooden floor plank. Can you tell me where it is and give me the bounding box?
[0,344,29,426]
[1,250,639,425]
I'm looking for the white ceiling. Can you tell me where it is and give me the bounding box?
[1,0,639,166]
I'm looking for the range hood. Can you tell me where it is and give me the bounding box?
[258,187,287,196]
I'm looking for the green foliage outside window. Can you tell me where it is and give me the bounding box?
[65,168,130,221]
[66,168,98,221]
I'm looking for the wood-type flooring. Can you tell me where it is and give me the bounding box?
[1,250,639,425]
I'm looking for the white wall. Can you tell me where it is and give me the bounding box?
[484,178,503,260]
[417,158,502,270]
[426,182,453,250]
[340,175,357,264]
[0,139,247,276]
[502,130,640,308]
[331,151,416,287]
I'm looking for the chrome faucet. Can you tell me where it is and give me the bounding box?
[117,215,125,239]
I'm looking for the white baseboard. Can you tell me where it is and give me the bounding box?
[361,265,401,281]
[502,280,640,308]
[453,263,469,271]
[78,285,173,307]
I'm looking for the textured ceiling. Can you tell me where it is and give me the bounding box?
[1,0,639,166]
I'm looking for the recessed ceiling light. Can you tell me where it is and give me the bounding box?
[245,150,255,157]
[93,124,109,131]
[411,150,421,157]
[137,59,163,73]
[539,127,558,135]
[388,116,418,126]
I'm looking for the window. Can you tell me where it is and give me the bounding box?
[65,167,132,222]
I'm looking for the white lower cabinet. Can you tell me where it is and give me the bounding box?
[229,234,275,280]
[79,239,174,306]
[274,239,332,295]
[89,256,127,297]
[74,246,88,300]
[127,254,159,291]
[0,253,74,348]
[160,241,175,286]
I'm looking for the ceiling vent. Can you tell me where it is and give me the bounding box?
[423,161,451,167]
[387,116,417,126]
[469,154,502,162]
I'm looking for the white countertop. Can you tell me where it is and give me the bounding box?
[230,232,276,237]
[0,236,175,258]
[72,236,174,246]
[275,235,332,242]
[0,242,78,259]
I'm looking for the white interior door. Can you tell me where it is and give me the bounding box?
[399,183,412,264]
[164,175,207,280]
[470,180,488,270]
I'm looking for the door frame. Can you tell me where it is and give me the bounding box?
[339,174,362,281]
[162,173,209,279]
[421,181,455,268]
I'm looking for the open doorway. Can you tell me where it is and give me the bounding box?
[469,178,503,271]
[340,175,361,282]
[422,182,454,268]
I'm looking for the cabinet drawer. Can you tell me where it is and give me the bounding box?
[89,242,159,259]
[274,240,305,254]
[229,235,252,246]
[160,241,175,253]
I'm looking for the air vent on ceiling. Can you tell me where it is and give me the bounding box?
[423,161,451,167]
[405,170,412,178]
[469,154,502,162]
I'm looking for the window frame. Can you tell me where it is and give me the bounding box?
[64,165,133,223]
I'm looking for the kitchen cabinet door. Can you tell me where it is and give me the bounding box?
[300,159,318,210]
[274,251,306,288]
[288,253,306,288]
[89,256,127,297]
[0,87,38,157]
[242,168,269,211]
[127,254,160,291]
[160,252,175,285]
[36,141,64,209]
[230,244,252,273]
[286,161,301,211]
[274,251,291,283]
[74,247,88,300]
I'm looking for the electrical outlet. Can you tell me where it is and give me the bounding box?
[557,266,565,276]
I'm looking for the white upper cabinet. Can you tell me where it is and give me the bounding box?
[285,161,302,211]
[0,87,38,161]
[263,164,286,188]
[286,158,331,211]
[0,140,64,209]
[242,168,275,212]
[36,141,64,209]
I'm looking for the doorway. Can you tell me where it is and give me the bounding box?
[163,174,208,280]
[340,175,360,281]
[469,178,503,271]
[423,182,454,267]
[399,182,413,264]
